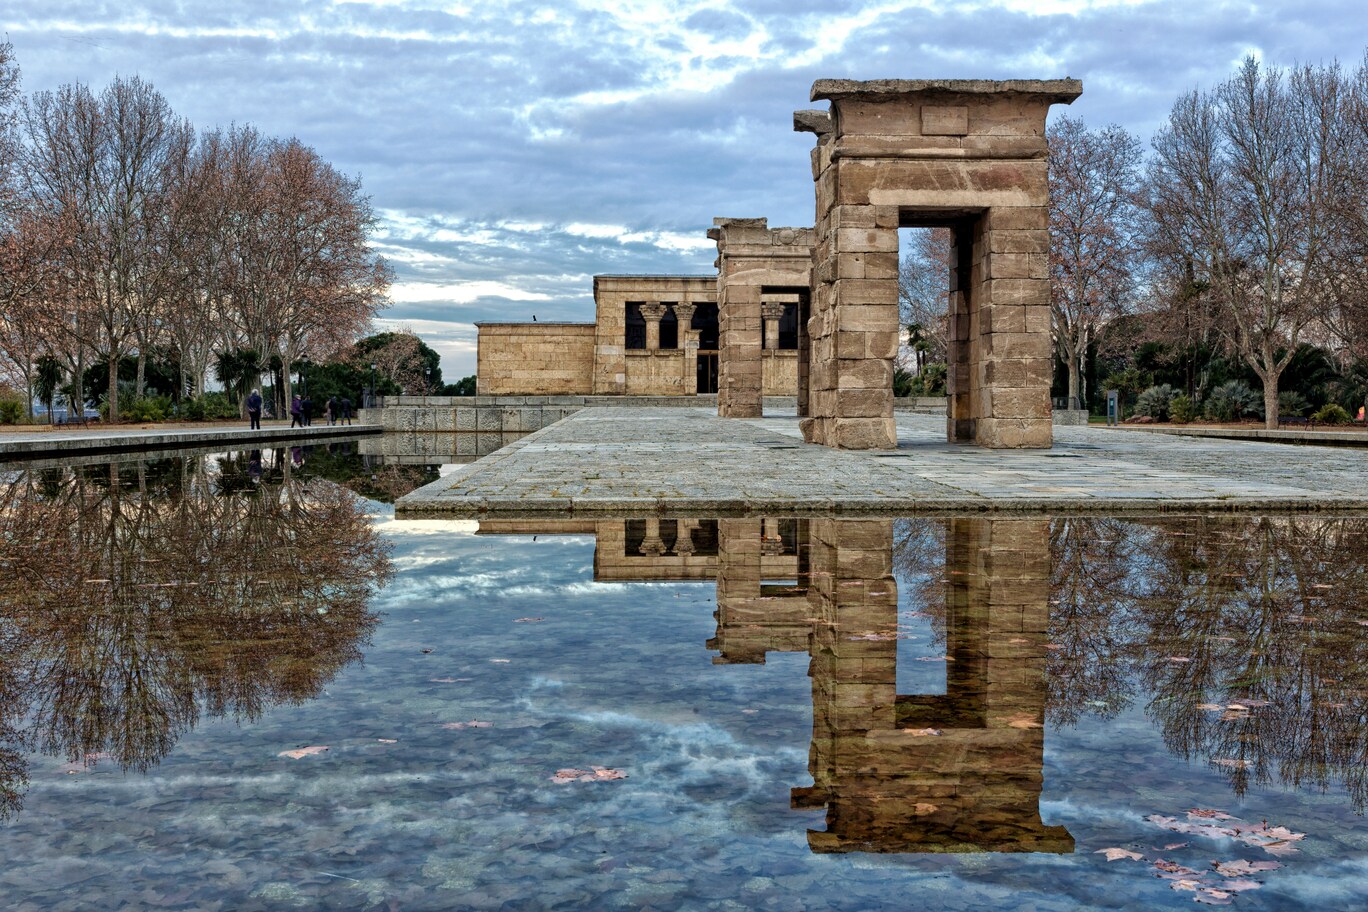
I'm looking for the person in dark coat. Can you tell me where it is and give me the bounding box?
[327,396,340,426]
[290,395,303,428]
[302,395,314,427]
[247,388,263,431]
[341,396,353,425]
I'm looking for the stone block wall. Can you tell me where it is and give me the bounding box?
[592,275,716,395]
[796,79,1081,450]
[476,323,595,395]
[709,218,813,417]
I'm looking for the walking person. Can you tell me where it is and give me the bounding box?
[327,395,340,426]
[247,388,263,431]
[341,396,353,425]
[302,395,314,427]
[290,394,304,428]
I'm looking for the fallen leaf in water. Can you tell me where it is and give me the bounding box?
[551,766,627,784]
[1153,860,1202,880]
[1169,878,1204,892]
[1164,842,1189,851]
[514,617,544,623]
[1211,758,1248,769]
[1190,809,1237,820]
[420,648,434,654]
[490,659,511,664]
[1096,848,1144,861]
[1197,704,1223,711]
[741,709,759,714]
[1194,888,1233,905]
[1218,879,1264,893]
[903,728,943,736]
[1212,860,1281,878]
[914,655,951,662]
[279,746,329,759]
[1168,656,1192,663]
[377,739,397,744]
[442,721,493,730]
[429,677,459,683]
[913,803,938,815]
[1231,699,1272,708]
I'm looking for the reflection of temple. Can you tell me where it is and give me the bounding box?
[793,518,1071,854]
[477,516,1070,855]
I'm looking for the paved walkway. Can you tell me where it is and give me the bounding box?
[0,423,380,461]
[395,407,1368,516]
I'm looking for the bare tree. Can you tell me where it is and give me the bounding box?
[1048,116,1143,410]
[22,76,182,421]
[1148,57,1334,427]
[897,227,950,370]
[1323,54,1368,372]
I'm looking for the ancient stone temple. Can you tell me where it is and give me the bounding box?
[709,219,815,418]
[475,272,802,400]
[795,79,1082,449]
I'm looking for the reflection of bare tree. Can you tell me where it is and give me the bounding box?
[0,455,391,820]
[894,515,1368,810]
[1045,517,1142,725]
[1135,516,1368,810]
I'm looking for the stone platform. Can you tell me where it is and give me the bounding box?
[394,407,1368,516]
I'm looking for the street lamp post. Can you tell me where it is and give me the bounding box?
[369,362,377,408]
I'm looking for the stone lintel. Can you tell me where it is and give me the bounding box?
[794,109,833,134]
[811,78,1083,104]
[713,216,770,229]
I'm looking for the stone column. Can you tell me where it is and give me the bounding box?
[762,299,785,351]
[640,301,666,351]
[711,218,813,419]
[673,519,696,555]
[674,302,699,396]
[638,518,667,556]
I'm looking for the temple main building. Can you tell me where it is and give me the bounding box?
[476,218,814,416]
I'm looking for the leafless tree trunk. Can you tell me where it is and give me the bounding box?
[1048,117,1143,411]
[1148,57,1331,428]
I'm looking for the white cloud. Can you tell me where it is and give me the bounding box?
[388,281,552,304]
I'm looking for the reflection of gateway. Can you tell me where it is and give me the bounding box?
[477,516,1070,855]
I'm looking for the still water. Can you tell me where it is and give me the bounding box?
[2,444,1367,910]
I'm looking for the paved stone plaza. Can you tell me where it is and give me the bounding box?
[394,407,1368,515]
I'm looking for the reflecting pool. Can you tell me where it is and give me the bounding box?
[2,446,1368,910]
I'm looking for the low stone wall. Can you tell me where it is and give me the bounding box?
[376,394,729,434]
[1052,409,1090,426]
[377,395,947,435]
[894,397,947,414]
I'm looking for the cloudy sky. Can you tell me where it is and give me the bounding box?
[4,0,1366,379]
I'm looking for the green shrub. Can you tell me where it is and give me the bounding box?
[0,398,24,425]
[1134,384,1175,421]
[1278,390,1311,417]
[181,397,208,421]
[906,363,947,397]
[123,395,173,423]
[1170,394,1198,424]
[1205,381,1261,422]
[892,367,915,398]
[1312,403,1352,425]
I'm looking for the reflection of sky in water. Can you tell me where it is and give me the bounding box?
[2,475,1368,908]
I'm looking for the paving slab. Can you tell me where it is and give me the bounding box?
[395,407,1368,517]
